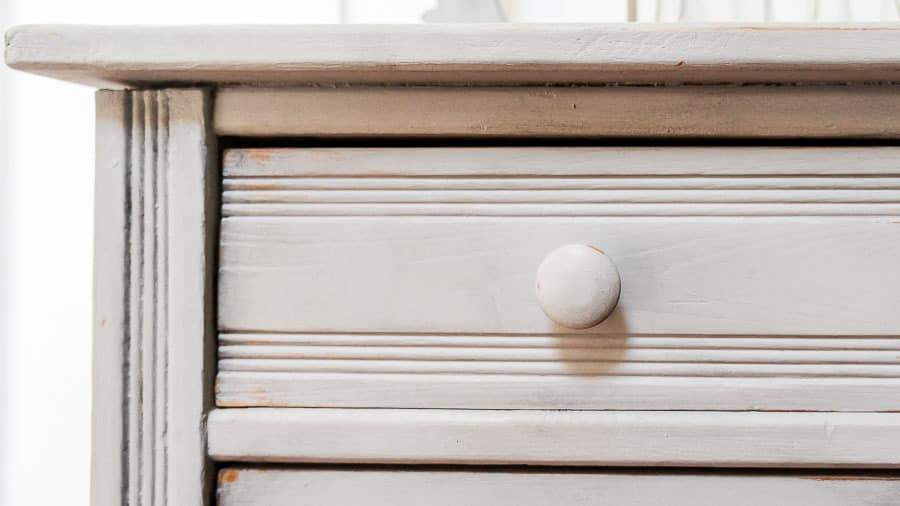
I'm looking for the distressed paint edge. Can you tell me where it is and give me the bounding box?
[207,408,900,467]
[164,88,218,506]
[8,24,900,87]
[215,467,900,506]
[92,89,130,506]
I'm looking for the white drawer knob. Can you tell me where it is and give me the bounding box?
[535,244,621,329]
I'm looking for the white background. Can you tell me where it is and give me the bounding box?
[2,1,898,505]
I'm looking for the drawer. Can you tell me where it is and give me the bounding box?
[217,468,900,506]
[217,147,900,411]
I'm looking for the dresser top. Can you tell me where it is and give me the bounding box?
[6,24,900,88]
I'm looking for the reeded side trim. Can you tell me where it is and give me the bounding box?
[92,89,216,506]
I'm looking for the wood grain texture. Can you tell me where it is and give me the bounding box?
[92,89,216,506]
[217,468,900,506]
[218,146,900,410]
[219,219,900,335]
[224,146,900,177]
[216,372,900,411]
[215,86,900,138]
[207,409,900,467]
[217,334,900,412]
[217,217,900,410]
[92,88,129,506]
[8,24,900,87]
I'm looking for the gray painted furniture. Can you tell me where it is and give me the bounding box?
[7,24,900,506]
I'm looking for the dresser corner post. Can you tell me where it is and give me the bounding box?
[92,88,218,506]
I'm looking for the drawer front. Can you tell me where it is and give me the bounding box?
[217,147,900,411]
[217,468,900,506]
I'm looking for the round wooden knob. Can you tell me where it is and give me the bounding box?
[535,244,621,329]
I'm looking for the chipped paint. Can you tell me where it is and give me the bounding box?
[220,469,240,484]
[247,149,275,163]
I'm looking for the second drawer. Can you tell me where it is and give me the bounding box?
[217,467,900,506]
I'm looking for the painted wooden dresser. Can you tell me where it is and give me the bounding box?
[7,24,900,506]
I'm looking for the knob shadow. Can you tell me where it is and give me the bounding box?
[550,308,631,376]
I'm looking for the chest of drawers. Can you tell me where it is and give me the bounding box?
[7,24,900,506]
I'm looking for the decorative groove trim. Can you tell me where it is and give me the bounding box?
[126,89,171,506]
[92,89,215,506]
[218,336,900,369]
[224,176,900,191]
[224,189,900,204]
[219,333,900,350]
[216,333,900,409]
[129,90,172,506]
[223,147,900,216]
[207,408,900,467]
[218,346,900,364]
[223,203,900,217]
[219,360,900,377]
